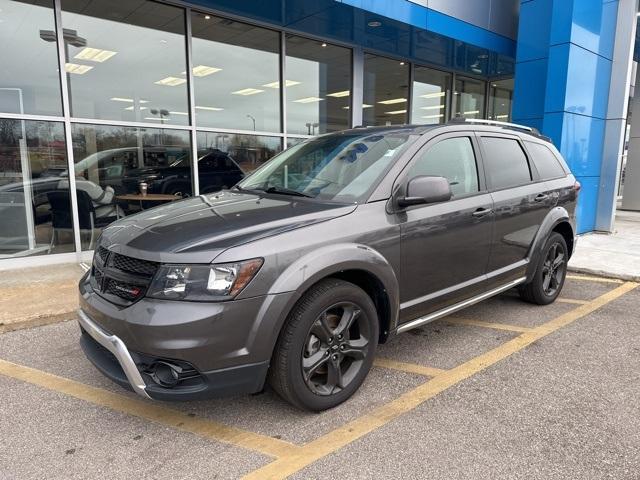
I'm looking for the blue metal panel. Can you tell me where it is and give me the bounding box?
[517,0,553,62]
[544,43,612,119]
[543,112,605,177]
[573,175,599,232]
[549,0,618,60]
[512,59,548,120]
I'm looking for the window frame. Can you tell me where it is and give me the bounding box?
[476,133,538,193]
[521,139,568,181]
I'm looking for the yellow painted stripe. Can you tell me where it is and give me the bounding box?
[444,317,532,333]
[566,274,623,284]
[0,359,299,459]
[556,298,589,305]
[242,281,638,480]
[373,357,446,377]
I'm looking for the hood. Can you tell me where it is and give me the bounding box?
[100,190,356,263]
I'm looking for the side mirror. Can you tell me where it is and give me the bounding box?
[397,175,452,208]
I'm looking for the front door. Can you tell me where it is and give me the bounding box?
[397,133,493,323]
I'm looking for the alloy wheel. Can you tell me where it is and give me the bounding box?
[541,242,565,296]
[301,302,371,396]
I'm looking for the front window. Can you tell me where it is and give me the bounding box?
[239,130,418,203]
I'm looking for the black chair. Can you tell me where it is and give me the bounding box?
[47,190,111,251]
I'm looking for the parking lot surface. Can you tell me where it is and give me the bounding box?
[1,275,638,479]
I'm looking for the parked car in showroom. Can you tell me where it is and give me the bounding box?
[78,119,579,411]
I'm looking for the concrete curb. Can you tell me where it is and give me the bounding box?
[0,313,76,335]
[568,266,640,283]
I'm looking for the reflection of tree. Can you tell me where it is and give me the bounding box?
[0,119,66,176]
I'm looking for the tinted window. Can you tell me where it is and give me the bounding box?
[408,137,478,197]
[481,137,531,190]
[525,141,565,179]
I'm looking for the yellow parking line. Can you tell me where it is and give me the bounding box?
[566,274,623,284]
[373,358,446,377]
[0,359,299,459]
[557,298,589,305]
[242,281,638,480]
[444,317,532,333]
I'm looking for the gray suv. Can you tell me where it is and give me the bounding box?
[78,120,579,411]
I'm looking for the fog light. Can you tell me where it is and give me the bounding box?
[150,361,181,387]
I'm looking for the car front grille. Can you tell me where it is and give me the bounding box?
[91,247,158,305]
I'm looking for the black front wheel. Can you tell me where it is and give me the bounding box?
[269,279,378,411]
[519,232,568,305]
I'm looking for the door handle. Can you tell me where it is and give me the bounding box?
[534,193,549,202]
[472,207,492,218]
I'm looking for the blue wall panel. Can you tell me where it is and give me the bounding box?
[513,0,619,234]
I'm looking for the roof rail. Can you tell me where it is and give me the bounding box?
[449,118,541,136]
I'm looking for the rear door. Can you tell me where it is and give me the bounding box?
[397,132,494,322]
[478,133,554,286]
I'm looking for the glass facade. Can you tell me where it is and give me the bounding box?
[285,35,351,135]
[363,54,410,126]
[0,0,511,263]
[411,67,451,125]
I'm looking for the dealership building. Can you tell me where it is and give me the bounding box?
[0,0,639,268]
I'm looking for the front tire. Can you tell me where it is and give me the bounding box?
[519,232,568,305]
[269,279,378,411]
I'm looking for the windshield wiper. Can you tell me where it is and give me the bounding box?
[259,186,313,198]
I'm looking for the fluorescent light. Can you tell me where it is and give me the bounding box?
[421,105,445,110]
[378,98,406,105]
[463,110,480,115]
[422,114,444,119]
[143,117,165,121]
[327,90,350,98]
[195,105,224,111]
[124,106,148,111]
[420,92,446,99]
[111,97,149,103]
[232,88,264,96]
[155,76,187,86]
[385,109,407,115]
[496,114,509,119]
[169,111,189,116]
[342,104,373,110]
[192,65,222,77]
[262,80,301,88]
[65,63,93,74]
[293,96,324,103]
[74,47,117,62]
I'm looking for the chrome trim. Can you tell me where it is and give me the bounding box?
[396,277,527,334]
[78,309,151,399]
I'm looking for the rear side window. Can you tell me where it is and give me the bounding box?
[525,141,566,179]
[481,137,531,190]
[408,137,479,197]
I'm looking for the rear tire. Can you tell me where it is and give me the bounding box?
[268,279,378,411]
[519,232,568,305]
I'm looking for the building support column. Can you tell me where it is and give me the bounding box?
[512,0,636,233]
[622,67,640,210]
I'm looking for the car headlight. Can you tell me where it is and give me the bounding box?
[147,258,263,301]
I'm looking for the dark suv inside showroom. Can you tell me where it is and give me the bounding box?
[78,119,579,411]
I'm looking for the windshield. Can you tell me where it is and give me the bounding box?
[238,130,417,203]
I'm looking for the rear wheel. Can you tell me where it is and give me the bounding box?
[519,232,568,305]
[269,279,378,411]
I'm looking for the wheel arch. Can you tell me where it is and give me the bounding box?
[525,207,575,282]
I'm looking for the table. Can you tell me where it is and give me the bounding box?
[116,193,180,210]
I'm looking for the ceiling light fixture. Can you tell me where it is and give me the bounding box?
[124,106,148,111]
[378,98,406,105]
[422,114,444,119]
[74,47,117,62]
[191,65,222,77]
[463,110,480,115]
[420,92,446,99]
[205,15,211,19]
[262,80,301,88]
[293,96,324,103]
[110,97,149,103]
[232,88,264,95]
[169,111,189,116]
[321,43,327,47]
[368,20,382,27]
[195,105,224,111]
[143,117,165,121]
[327,90,350,97]
[65,63,93,74]
[421,105,445,110]
[385,109,407,115]
[155,76,187,86]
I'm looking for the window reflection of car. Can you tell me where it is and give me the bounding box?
[121,149,245,196]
